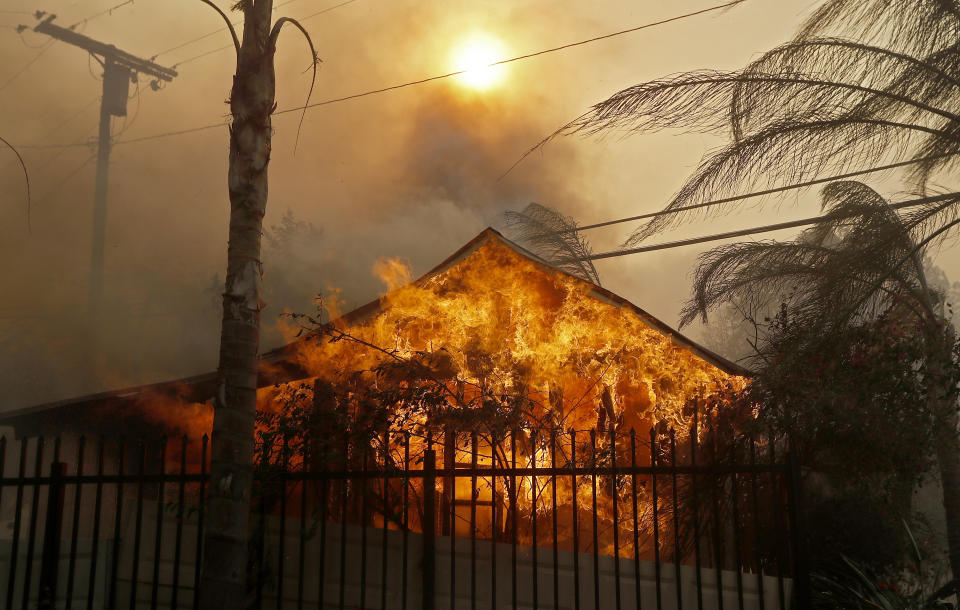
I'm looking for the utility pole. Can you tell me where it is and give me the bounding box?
[31,14,177,314]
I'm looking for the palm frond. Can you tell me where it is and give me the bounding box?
[502,203,602,286]
[626,117,948,246]
[731,38,960,141]
[798,0,960,59]
[680,182,941,347]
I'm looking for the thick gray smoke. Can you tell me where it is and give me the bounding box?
[0,0,853,410]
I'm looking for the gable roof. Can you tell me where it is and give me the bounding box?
[0,227,749,436]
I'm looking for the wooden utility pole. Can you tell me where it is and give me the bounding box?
[32,14,177,313]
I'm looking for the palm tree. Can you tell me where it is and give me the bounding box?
[681,180,960,572]
[550,0,960,575]
[195,1,316,606]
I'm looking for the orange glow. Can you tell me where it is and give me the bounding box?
[449,33,509,90]
[294,237,744,435]
[128,234,746,556]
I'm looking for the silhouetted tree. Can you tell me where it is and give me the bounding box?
[683,180,960,573]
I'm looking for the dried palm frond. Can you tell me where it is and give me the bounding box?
[679,181,957,343]
[503,203,602,286]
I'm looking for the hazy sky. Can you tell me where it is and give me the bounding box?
[2,0,956,408]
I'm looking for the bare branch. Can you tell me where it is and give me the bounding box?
[269,16,320,153]
[198,0,240,63]
[1,134,31,233]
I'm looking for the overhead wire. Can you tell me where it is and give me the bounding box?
[33,153,96,208]
[0,39,56,93]
[87,0,752,145]
[577,191,960,261]
[549,153,960,234]
[67,0,134,30]
[276,0,748,114]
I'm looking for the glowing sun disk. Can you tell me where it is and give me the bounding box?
[450,34,508,90]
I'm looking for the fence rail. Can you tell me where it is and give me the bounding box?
[0,426,809,609]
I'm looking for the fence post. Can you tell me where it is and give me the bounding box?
[38,461,67,610]
[423,447,437,610]
[785,451,811,609]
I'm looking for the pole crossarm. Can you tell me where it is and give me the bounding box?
[33,14,177,81]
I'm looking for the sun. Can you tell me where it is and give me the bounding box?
[449,33,509,91]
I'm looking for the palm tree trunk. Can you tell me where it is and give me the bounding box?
[930,324,960,579]
[199,2,276,607]
[935,405,960,579]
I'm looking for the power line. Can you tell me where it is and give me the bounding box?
[0,39,55,93]
[88,0,749,145]
[277,0,748,114]
[579,191,960,261]
[67,0,134,30]
[556,153,960,234]
[33,153,96,207]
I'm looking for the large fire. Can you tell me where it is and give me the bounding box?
[133,231,747,559]
[288,235,742,435]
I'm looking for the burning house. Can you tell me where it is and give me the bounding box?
[0,229,796,610]
[0,228,748,445]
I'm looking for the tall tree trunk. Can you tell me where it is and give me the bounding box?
[928,323,960,579]
[935,406,960,579]
[199,1,275,607]
[934,323,960,579]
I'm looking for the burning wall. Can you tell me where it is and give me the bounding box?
[282,230,745,437]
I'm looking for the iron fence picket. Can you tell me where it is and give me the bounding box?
[5,439,27,610]
[21,436,44,610]
[571,430,581,610]
[551,431,560,610]
[610,426,622,610]
[591,430,600,610]
[470,432,479,610]
[531,432,539,610]
[630,431,641,610]
[749,440,766,610]
[149,438,167,610]
[650,429,662,610]
[107,438,126,610]
[511,432,518,610]
[86,438,106,610]
[192,434,207,610]
[170,437,187,610]
[380,430,389,610]
[38,460,65,610]
[690,415,704,610]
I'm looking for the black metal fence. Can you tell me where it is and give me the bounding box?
[0,426,808,609]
